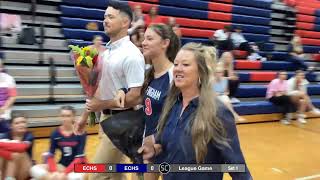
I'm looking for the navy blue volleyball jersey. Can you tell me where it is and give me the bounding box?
[49,127,86,167]
[143,67,173,137]
[3,131,34,159]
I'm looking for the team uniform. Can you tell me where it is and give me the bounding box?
[30,128,86,180]
[0,131,34,160]
[143,67,173,137]
[48,127,86,167]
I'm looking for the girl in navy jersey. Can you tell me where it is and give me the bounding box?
[30,106,87,180]
[115,23,180,177]
[0,112,34,180]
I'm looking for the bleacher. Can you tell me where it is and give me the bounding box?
[0,0,87,137]
[1,0,320,137]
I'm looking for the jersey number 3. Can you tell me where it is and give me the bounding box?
[145,98,152,116]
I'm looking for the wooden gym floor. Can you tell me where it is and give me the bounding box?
[33,118,320,180]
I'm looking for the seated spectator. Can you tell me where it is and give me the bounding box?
[89,35,107,54]
[144,6,164,27]
[287,70,320,123]
[231,26,264,61]
[128,5,145,36]
[213,66,245,122]
[211,25,233,51]
[247,42,267,61]
[167,17,182,38]
[131,27,145,51]
[0,59,17,138]
[0,13,22,34]
[288,35,312,71]
[266,71,297,125]
[30,106,87,180]
[0,112,34,180]
[218,52,240,103]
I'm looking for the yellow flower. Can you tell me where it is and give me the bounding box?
[85,56,93,68]
[82,46,91,52]
[76,56,83,66]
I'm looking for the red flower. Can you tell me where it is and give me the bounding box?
[92,55,99,65]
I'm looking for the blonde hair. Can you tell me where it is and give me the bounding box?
[157,43,230,163]
[291,35,303,53]
[218,51,234,73]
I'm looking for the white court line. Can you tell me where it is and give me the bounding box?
[295,174,320,180]
[271,168,284,173]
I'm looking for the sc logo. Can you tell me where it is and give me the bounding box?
[159,162,170,174]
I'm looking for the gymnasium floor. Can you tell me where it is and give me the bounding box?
[33,118,320,180]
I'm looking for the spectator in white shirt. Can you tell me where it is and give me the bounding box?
[210,25,233,51]
[287,70,320,123]
[231,26,264,61]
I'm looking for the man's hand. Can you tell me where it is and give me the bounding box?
[114,90,126,108]
[86,98,103,112]
[74,111,89,135]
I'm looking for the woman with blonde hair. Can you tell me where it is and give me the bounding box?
[288,35,310,71]
[218,51,240,103]
[213,66,245,122]
[138,42,251,180]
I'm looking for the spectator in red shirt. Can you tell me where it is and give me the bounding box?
[145,6,163,27]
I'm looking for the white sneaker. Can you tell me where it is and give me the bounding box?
[280,119,291,125]
[311,108,320,116]
[297,113,306,119]
[248,53,259,61]
[260,57,267,61]
[298,118,307,124]
[231,97,240,104]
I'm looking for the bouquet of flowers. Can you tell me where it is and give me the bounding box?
[69,45,102,126]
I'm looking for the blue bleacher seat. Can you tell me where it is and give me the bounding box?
[63,28,109,41]
[234,101,282,115]
[259,52,288,60]
[67,39,93,47]
[243,33,270,42]
[60,5,104,20]
[181,37,210,45]
[233,5,271,18]
[62,0,108,9]
[261,61,294,70]
[304,45,320,53]
[236,85,267,98]
[316,9,320,17]
[233,0,272,9]
[159,0,209,10]
[234,99,320,115]
[60,17,104,31]
[232,24,270,35]
[158,5,208,19]
[232,14,271,26]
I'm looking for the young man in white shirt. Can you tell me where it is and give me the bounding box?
[211,25,233,51]
[74,1,145,180]
[287,70,320,123]
[231,26,264,61]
